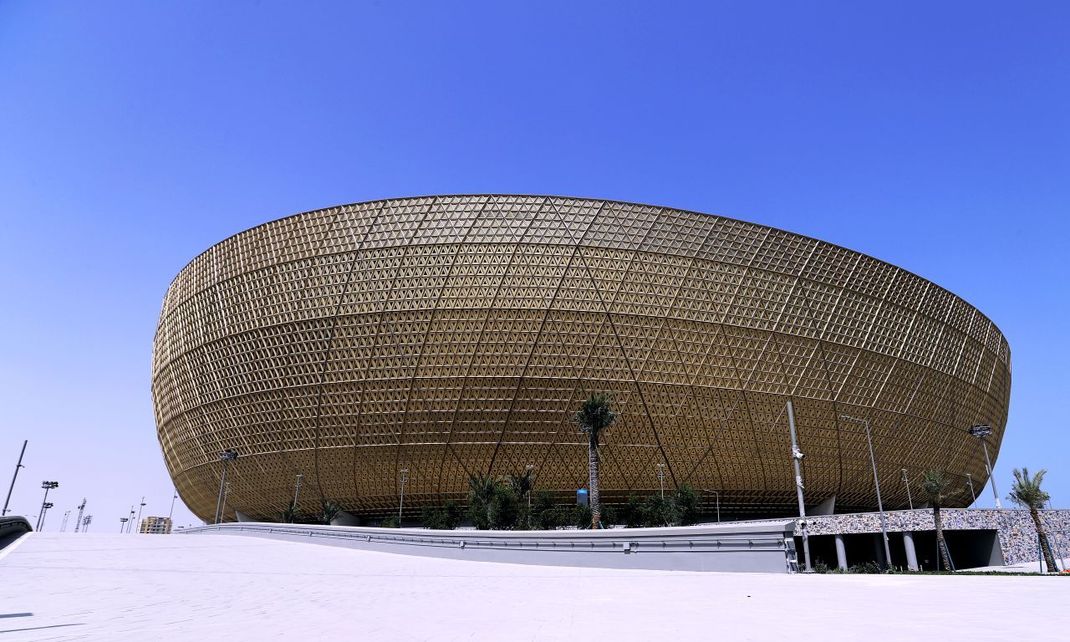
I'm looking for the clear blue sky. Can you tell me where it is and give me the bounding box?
[1,2,1067,529]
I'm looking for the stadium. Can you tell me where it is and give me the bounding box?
[151,195,1010,523]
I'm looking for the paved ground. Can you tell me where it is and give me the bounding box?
[966,556,1069,573]
[1,533,1067,641]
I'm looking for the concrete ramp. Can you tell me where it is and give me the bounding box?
[0,516,31,550]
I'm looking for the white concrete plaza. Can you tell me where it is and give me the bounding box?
[1,533,1066,641]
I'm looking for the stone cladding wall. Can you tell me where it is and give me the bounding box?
[724,508,1070,565]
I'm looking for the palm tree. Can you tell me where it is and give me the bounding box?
[921,470,953,571]
[282,500,298,523]
[320,500,340,525]
[574,393,616,529]
[509,468,535,528]
[1008,468,1059,572]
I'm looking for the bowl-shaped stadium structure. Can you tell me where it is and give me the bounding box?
[152,196,1010,522]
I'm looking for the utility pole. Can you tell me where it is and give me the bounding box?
[36,481,59,531]
[786,401,812,572]
[74,498,87,533]
[3,440,28,516]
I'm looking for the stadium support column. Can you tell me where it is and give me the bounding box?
[786,400,811,572]
[902,531,919,571]
[834,534,847,570]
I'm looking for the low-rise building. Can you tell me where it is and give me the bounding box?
[139,516,172,534]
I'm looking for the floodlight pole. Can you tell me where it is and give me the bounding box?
[525,465,534,515]
[705,489,721,522]
[968,424,1002,509]
[786,400,811,572]
[169,491,178,520]
[36,481,59,531]
[398,469,409,524]
[842,415,892,570]
[3,440,28,516]
[214,449,239,524]
[966,474,977,504]
[135,496,146,532]
[293,474,303,512]
[74,498,86,533]
[902,469,913,510]
[656,463,666,499]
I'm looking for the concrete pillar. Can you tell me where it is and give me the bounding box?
[834,533,848,570]
[902,531,919,571]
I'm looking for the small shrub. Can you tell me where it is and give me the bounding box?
[847,561,882,574]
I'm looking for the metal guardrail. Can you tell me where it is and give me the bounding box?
[180,520,798,573]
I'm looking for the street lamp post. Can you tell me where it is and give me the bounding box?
[214,448,239,524]
[3,440,28,516]
[398,469,409,525]
[841,415,892,570]
[902,469,913,510]
[968,424,1002,509]
[36,481,59,531]
[966,473,977,504]
[656,463,666,499]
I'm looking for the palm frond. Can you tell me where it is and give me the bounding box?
[1009,467,1051,509]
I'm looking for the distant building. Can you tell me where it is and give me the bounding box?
[139,516,172,534]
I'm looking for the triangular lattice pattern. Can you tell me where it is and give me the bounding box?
[151,196,1011,521]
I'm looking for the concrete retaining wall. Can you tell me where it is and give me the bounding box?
[180,521,798,573]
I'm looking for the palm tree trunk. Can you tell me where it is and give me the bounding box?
[934,504,952,571]
[588,436,600,529]
[1030,507,1060,572]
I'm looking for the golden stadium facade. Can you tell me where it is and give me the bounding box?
[152,196,1010,522]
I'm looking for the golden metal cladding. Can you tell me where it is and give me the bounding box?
[152,196,1010,522]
